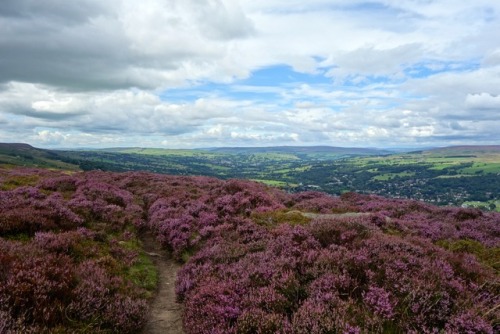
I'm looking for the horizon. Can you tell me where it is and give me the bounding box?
[1,1,499,149]
[4,141,500,153]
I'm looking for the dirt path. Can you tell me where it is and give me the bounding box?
[141,232,184,334]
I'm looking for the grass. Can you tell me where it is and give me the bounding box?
[372,171,415,181]
[0,174,40,190]
[126,252,158,297]
[246,153,300,161]
[460,162,500,174]
[462,200,500,212]
[0,154,79,170]
[199,163,231,171]
[251,179,296,187]
[251,210,312,228]
[120,237,159,298]
[435,174,475,179]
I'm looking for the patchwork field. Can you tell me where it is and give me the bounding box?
[1,143,499,209]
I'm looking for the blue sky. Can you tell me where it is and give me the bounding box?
[0,0,499,148]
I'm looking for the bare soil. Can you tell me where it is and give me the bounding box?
[141,232,184,334]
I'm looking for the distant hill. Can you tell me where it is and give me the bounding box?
[408,145,500,161]
[424,145,500,155]
[95,145,394,157]
[201,145,395,158]
[0,143,79,170]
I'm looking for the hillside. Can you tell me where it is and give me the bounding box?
[0,167,498,333]
[201,145,394,158]
[1,143,500,209]
[423,145,500,155]
[0,143,79,171]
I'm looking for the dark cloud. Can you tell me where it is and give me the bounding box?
[0,0,255,91]
[0,4,137,90]
[0,0,110,23]
[449,121,466,131]
[4,104,87,121]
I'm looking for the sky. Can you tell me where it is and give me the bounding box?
[0,0,499,149]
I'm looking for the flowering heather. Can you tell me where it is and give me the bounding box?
[0,186,83,235]
[0,168,150,333]
[0,167,498,333]
[173,191,498,333]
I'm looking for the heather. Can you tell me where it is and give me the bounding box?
[0,169,149,333]
[0,168,498,333]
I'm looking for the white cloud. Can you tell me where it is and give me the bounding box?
[466,93,500,110]
[0,0,500,148]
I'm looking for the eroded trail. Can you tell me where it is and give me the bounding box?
[141,232,184,334]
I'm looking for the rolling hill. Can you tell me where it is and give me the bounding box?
[0,143,79,170]
[1,143,499,209]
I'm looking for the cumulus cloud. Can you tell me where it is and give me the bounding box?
[466,93,500,110]
[0,0,255,90]
[326,44,423,82]
[0,0,499,147]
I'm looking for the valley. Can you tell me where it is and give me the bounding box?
[2,143,499,210]
[0,144,498,333]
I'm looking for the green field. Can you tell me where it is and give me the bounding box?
[2,143,499,209]
[372,171,416,181]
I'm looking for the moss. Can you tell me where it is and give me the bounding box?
[437,239,500,273]
[181,249,194,263]
[251,210,311,228]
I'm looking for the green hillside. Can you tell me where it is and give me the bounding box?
[0,143,79,171]
[2,143,499,209]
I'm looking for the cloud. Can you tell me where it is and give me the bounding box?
[0,0,255,90]
[466,93,500,110]
[402,64,500,123]
[326,44,423,82]
[483,49,500,67]
[0,0,500,148]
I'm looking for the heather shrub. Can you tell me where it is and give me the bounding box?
[445,311,494,334]
[39,175,78,192]
[0,233,150,333]
[0,168,155,333]
[1,167,498,333]
[0,187,83,236]
[236,308,290,334]
[177,212,497,333]
[0,250,75,328]
[292,191,353,213]
[68,260,148,333]
[0,310,13,334]
[183,281,243,334]
[34,230,84,253]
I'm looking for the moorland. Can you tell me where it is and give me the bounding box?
[0,143,498,333]
[2,143,500,209]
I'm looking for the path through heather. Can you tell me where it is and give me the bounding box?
[142,232,184,334]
